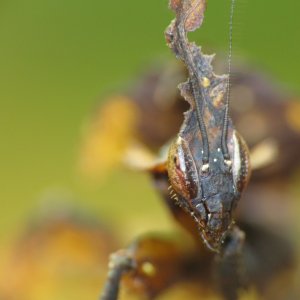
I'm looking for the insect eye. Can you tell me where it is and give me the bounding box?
[231,131,251,193]
[167,137,199,200]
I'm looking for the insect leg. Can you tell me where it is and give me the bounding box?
[100,234,193,300]
[100,249,135,300]
[214,225,246,300]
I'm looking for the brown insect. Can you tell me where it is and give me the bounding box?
[165,0,250,254]
[98,1,296,299]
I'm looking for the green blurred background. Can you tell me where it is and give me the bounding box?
[1,0,300,262]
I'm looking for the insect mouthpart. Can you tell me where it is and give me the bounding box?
[200,228,228,253]
[188,191,236,253]
[199,210,234,253]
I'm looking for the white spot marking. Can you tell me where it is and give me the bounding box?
[201,163,209,172]
[176,136,182,145]
[224,159,232,167]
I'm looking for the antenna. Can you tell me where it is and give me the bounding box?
[221,0,236,162]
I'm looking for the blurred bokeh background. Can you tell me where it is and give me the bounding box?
[1,0,300,299]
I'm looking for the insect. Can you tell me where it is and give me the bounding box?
[164,0,250,255]
[98,1,297,299]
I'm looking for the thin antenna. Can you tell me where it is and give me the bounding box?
[221,0,236,162]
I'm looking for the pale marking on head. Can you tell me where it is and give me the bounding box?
[213,93,224,108]
[201,163,209,172]
[177,144,187,173]
[201,77,210,88]
[232,131,241,186]
[224,159,232,166]
[176,136,183,145]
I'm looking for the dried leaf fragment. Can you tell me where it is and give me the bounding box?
[169,0,181,11]
[169,0,206,32]
[184,0,206,32]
